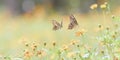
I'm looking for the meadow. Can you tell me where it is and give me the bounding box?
[0,2,120,60]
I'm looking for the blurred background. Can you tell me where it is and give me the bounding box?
[0,0,120,16]
[0,0,120,58]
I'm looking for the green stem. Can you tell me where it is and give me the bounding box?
[103,10,106,26]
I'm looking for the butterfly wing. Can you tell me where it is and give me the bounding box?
[70,14,78,25]
[68,23,74,29]
[52,20,62,30]
[68,15,78,29]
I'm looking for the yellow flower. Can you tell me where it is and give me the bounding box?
[70,40,80,45]
[36,50,42,56]
[61,45,69,51]
[37,50,47,58]
[25,43,29,47]
[100,4,107,9]
[95,24,104,32]
[75,29,86,37]
[31,45,37,51]
[90,4,98,10]
[24,50,33,58]
[31,42,39,51]
[52,41,56,46]
[44,42,47,46]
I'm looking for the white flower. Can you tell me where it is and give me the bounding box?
[94,52,99,56]
[102,55,110,59]
[82,53,90,58]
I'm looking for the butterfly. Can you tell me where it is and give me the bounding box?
[68,14,78,29]
[52,20,63,30]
